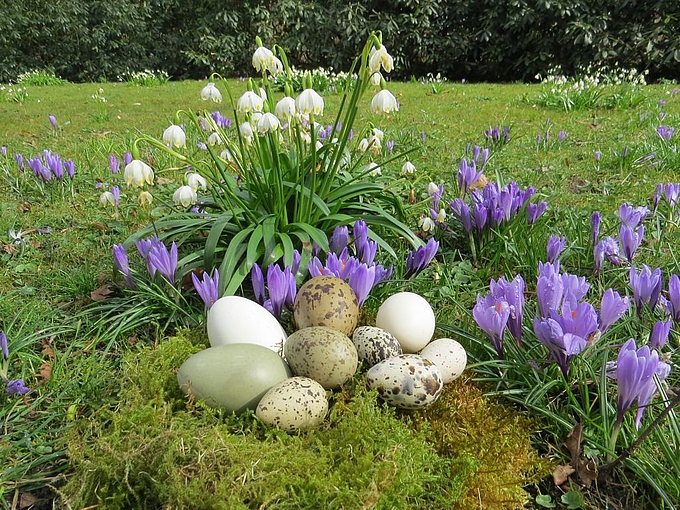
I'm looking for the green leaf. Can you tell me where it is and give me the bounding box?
[560,489,584,509]
[246,224,264,266]
[535,494,556,508]
[218,226,254,295]
[204,212,237,268]
[262,215,278,262]
[287,222,329,252]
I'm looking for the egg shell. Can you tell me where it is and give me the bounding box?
[177,343,292,414]
[375,292,436,353]
[352,326,403,368]
[256,376,328,432]
[293,275,359,336]
[366,354,443,409]
[419,338,467,383]
[207,295,287,353]
[284,326,358,389]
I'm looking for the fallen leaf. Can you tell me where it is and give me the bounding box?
[552,464,576,485]
[565,423,583,461]
[41,337,55,359]
[36,363,52,384]
[90,284,114,302]
[18,202,32,212]
[18,491,39,509]
[156,177,175,185]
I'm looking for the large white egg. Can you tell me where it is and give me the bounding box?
[207,296,287,354]
[420,338,467,383]
[375,292,436,353]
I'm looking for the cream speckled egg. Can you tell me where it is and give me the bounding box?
[293,276,359,336]
[366,354,443,409]
[284,326,358,389]
[376,292,436,353]
[352,326,403,368]
[420,338,467,383]
[256,376,328,432]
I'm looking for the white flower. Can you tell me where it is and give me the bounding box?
[162,124,186,148]
[315,140,324,151]
[437,209,447,223]
[138,191,153,207]
[257,112,281,134]
[367,162,381,176]
[428,182,440,194]
[371,89,399,114]
[296,88,324,116]
[220,148,234,162]
[251,112,263,126]
[99,191,116,207]
[237,90,264,114]
[401,161,416,175]
[358,138,369,152]
[259,87,267,101]
[370,72,382,86]
[200,82,222,103]
[173,185,198,207]
[419,216,435,232]
[367,135,382,155]
[368,44,394,74]
[186,172,207,191]
[239,122,254,143]
[252,46,283,75]
[372,128,384,141]
[275,96,296,122]
[207,132,223,146]
[300,130,312,144]
[124,160,154,187]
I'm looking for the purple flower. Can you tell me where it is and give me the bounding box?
[251,264,266,304]
[533,316,587,377]
[386,140,395,153]
[147,241,178,284]
[591,211,601,247]
[5,379,30,395]
[1,331,8,361]
[629,265,663,316]
[353,220,377,265]
[594,237,621,273]
[614,339,660,429]
[558,130,567,141]
[404,238,439,279]
[349,263,376,307]
[265,265,296,318]
[599,289,629,333]
[1,146,5,157]
[649,319,671,350]
[112,244,135,289]
[653,183,664,211]
[537,262,564,317]
[595,150,602,163]
[668,274,680,322]
[449,198,473,233]
[48,114,57,129]
[527,201,547,224]
[192,269,220,308]
[15,153,25,172]
[547,235,567,264]
[124,152,133,166]
[561,273,589,306]
[473,293,510,358]
[64,160,75,179]
[329,225,349,255]
[109,154,120,174]
[457,158,483,195]
[111,186,121,207]
[657,125,675,141]
[664,183,679,208]
[490,275,525,344]
[619,225,644,262]
[618,204,649,228]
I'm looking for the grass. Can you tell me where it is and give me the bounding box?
[1,74,679,509]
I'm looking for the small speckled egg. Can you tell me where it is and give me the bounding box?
[293,276,359,336]
[375,292,436,353]
[352,326,403,368]
[420,338,467,383]
[284,326,358,389]
[366,354,443,409]
[256,376,328,432]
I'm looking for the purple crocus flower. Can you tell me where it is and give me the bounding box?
[48,114,57,129]
[547,235,567,264]
[614,339,660,429]
[124,152,133,166]
[527,201,547,224]
[657,125,675,141]
[490,275,525,344]
[457,158,483,195]
[1,331,8,361]
[533,316,587,377]
[635,361,671,428]
[619,204,649,229]
[664,183,679,208]
[353,220,377,265]
[109,154,120,174]
[64,160,75,179]
[111,186,121,207]
[265,265,295,318]
[591,211,601,247]
[668,274,680,322]
[329,225,349,255]
[653,183,664,211]
[649,319,671,350]
[595,150,602,163]
[324,249,360,280]
[251,264,266,304]
[1,146,5,157]
[449,198,473,233]
[5,379,30,395]
[112,244,135,289]
[561,273,589,307]
[404,238,439,279]
[629,265,663,316]
[594,237,621,273]
[619,225,644,263]
[15,153,25,172]
[473,293,510,358]
[537,262,564,317]
[558,130,567,141]
[349,263,376,307]
[599,289,629,334]
[147,241,178,284]
[192,269,220,308]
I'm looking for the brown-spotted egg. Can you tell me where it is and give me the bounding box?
[352,326,403,368]
[293,275,359,336]
[284,326,358,389]
[366,354,443,409]
[256,376,328,432]
[419,338,467,383]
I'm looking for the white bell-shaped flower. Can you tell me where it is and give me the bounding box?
[220,148,234,162]
[419,216,435,232]
[173,185,197,207]
[99,191,116,207]
[138,191,153,206]
[200,82,223,103]
[370,72,382,86]
[237,90,264,114]
[207,132,223,146]
[367,162,382,177]
[162,124,186,148]
[124,160,154,187]
[239,122,254,144]
[371,89,399,114]
[257,112,281,135]
[275,96,296,122]
[437,209,447,223]
[358,138,369,152]
[252,46,275,72]
[186,172,208,191]
[401,161,416,175]
[368,44,394,74]
[372,128,384,141]
[296,88,324,116]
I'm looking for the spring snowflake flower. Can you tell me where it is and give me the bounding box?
[275,96,296,122]
[200,82,223,103]
[296,88,324,116]
[257,112,281,134]
[401,161,416,175]
[162,124,186,148]
[123,160,154,187]
[237,90,264,114]
[173,185,198,207]
[239,122,254,144]
[368,44,394,74]
[186,172,207,191]
[371,89,399,114]
[252,46,283,75]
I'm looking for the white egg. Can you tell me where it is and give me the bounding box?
[207,296,287,354]
[375,292,436,353]
[420,338,467,383]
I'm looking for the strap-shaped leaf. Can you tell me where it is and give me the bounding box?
[204,212,237,269]
[262,215,279,262]
[218,226,254,295]
[287,222,329,253]
[246,224,264,266]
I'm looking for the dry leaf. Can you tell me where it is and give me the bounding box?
[471,174,491,189]
[41,338,55,359]
[18,492,39,509]
[565,423,583,461]
[552,464,576,485]
[18,202,32,212]
[36,363,52,384]
[90,284,114,302]
[156,177,175,185]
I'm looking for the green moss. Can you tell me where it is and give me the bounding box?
[61,333,474,509]
[405,375,553,510]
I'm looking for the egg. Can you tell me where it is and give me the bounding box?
[375,292,436,353]
[207,296,287,353]
[256,376,328,432]
[352,326,403,368]
[284,326,358,389]
[177,343,291,413]
[420,338,467,383]
[366,354,443,409]
[293,275,359,336]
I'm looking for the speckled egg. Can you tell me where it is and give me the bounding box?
[293,276,359,336]
[284,326,358,389]
[177,343,292,414]
[256,376,328,432]
[366,354,443,409]
[352,326,403,368]
[375,292,436,353]
[420,338,467,384]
